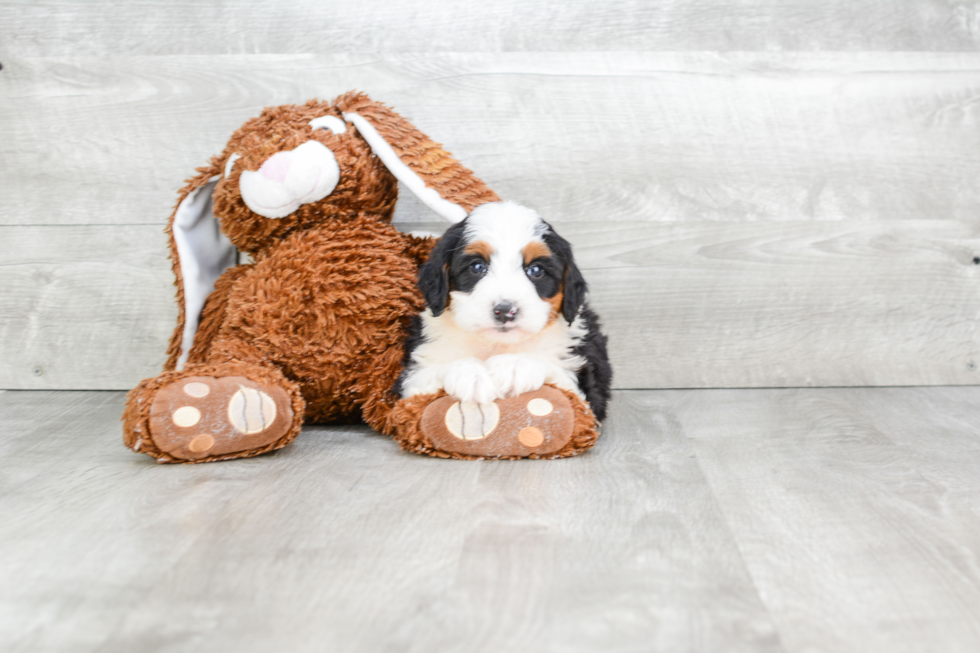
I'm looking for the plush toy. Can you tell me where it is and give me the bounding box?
[122,92,602,463]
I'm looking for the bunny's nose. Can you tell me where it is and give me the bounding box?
[239,140,340,219]
[257,151,294,183]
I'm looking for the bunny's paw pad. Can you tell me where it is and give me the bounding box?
[148,376,293,461]
[420,386,575,458]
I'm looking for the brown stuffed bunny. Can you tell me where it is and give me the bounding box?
[122,92,600,463]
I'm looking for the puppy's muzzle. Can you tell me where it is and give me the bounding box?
[493,301,520,324]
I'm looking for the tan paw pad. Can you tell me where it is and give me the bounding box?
[518,426,545,447]
[172,406,201,427]
[149,376,293,461]
[444,401,500,440]
[420,385,575,458]
[188,434,215,453]
[526,398,553,416]
[228,387,278,435]
[183,382,210,398]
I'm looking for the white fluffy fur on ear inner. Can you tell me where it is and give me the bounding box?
[342,112,467,223]
[171,177,238,370]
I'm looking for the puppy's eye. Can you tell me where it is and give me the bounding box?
[470,261,488,275]
[526,264,544,279]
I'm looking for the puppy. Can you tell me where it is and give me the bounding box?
[396,201,611,421]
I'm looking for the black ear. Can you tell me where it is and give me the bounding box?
[418,220,467,316]
[542,223,588,324]
[562,260,587,324]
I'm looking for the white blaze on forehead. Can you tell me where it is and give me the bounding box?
[463,201,548,260]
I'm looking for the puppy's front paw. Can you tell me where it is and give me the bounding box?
[444,358,500,404]
[486,354,547,397]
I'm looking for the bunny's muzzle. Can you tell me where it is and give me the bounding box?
[239,140,340,219]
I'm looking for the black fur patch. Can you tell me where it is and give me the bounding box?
[448,250,489,294]
[417,220,468,316]
[523,254,562,301]
[570,306,612,422]
[392,314,426,399]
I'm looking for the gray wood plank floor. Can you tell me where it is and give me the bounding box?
[2,388,979,652]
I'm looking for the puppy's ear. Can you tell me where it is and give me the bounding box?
[418,221,467,316]
[561,262,588,325]
[543,225,588,324]
[335,92,499,221]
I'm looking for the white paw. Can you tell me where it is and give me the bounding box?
[400,366,443,398]
[486,354,547,397]
[444,358,500,404]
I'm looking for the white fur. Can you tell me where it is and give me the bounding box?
[239,140,340,219]
[442,357,499,405]
[401,202,586,403]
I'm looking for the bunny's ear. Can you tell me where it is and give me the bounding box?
[336,92,500,222]
[163,161,238,371]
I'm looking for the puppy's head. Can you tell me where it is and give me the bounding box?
[418,201,587,343]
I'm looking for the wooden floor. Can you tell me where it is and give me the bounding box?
[2,387,980,652]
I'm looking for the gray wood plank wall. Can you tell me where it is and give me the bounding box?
[2,2,979,390]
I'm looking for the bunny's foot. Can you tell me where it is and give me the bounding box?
[388,385,599,459]
[123,362,304,463]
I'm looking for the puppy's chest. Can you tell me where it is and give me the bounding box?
[413,317,579,366]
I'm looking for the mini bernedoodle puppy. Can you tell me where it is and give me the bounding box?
[395,201,611,421]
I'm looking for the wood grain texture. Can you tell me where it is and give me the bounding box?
[855,387,980,500]
[564,219,980,388]
[672,387,980,653]
[4,387,980,652]
[4,53,980,226]
[4,220,978,390]
[3,0,980,56]
[0,390,780,653]
[0,226,176,389]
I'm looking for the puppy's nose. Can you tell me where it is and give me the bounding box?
[493,301,519,324]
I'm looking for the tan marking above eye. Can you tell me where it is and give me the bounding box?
[548,290,564,317]
[522,241,552,265]
[464,240,494,259]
